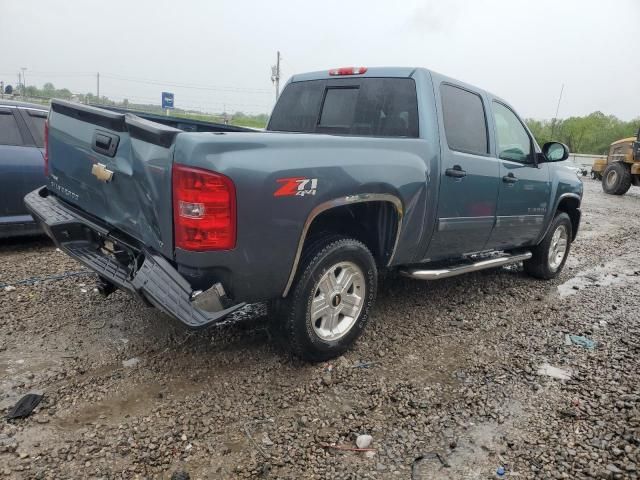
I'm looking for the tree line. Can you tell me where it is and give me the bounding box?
[525,112,639,155]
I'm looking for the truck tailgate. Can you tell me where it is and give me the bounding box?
[47,100,179,257]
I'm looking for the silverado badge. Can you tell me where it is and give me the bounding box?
[91,163,114,182]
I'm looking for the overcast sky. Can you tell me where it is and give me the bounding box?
[1,0,638,119]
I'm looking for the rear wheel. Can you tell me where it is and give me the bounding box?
[524,212,572,280]
[279,236,377,362]
[602,162,632,195]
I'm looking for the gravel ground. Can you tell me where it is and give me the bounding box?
[1,179,639,479]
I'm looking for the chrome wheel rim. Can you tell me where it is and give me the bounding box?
[310,261,365,341]
[606,170,618,187]
[548,224,568,270]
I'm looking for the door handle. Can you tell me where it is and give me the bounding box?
[502,173,518,184]
[445,165,467,178]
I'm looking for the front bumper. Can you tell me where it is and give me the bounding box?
[24,187,245,329]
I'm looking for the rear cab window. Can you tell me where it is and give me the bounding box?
[268,78,419,138]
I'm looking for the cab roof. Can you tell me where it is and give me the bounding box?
[290,67,418,82]
[289,66,502,103]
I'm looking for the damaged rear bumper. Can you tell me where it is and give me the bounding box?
[24,187,245,328]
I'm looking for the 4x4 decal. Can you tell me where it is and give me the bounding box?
[274,177,318,197]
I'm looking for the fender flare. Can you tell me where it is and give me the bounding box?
[537,192,581,243]
[282,193,403,297]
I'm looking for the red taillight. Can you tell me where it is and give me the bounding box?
[172,164,236,251]
[328,67,368,76]
[43,120,49,176]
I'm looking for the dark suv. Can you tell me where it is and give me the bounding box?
[0,100,48,238]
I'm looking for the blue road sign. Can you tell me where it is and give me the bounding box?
[162,92,174,109]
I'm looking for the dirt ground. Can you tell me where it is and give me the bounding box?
[1,179,639,479]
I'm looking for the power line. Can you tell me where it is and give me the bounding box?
[102,92,271,111]
[104,89,270,105]
[1,69,273,94]
[0,71,94,78]
[100,73,272,94]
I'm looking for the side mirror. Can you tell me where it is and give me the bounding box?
[542,142,569,162]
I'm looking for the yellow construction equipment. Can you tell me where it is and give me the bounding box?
[591,131,640,195]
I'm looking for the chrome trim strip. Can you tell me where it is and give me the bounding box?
[0,105,48,113]
[495,214,544,227]
[282,193,403,297]
[437,216,494,232]
[400,251,532,280]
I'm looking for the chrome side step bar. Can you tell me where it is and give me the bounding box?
[400,252,532,280]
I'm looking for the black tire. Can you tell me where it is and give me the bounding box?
[524,212,572,280]
[602,162,632,195]
[279,236,377,362]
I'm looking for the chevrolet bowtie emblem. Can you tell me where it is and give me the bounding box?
[91,163,114,182]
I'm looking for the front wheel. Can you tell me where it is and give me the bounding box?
[524,212,572,280]
[279,236,377,362]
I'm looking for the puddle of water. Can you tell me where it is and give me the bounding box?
[54,382,165,429]
[558,258,640,297]
[415,402,524,479]
[0,351,60,410]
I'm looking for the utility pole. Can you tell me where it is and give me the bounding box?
[0,81,4,99]
[21,67,27,97]
[551,84,564,139]
[96,72,100,103]
[271,51,281,102]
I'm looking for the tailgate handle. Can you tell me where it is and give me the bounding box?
[91,130,119,157]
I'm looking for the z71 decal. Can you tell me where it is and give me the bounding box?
[274,177,318,197]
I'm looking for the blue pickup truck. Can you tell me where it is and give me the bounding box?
[25,67,582,361]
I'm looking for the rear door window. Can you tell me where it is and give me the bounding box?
[0,109,25,146]
[21,109,47,148]
[268,78,419,138]
[440,84,488,155]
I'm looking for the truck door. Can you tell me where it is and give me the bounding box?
[0,107,45,221]
[425,83,500,260]
[485,101,550,249]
